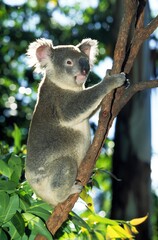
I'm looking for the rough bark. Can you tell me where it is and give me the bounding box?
[36,1,158,239]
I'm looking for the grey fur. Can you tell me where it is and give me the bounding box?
[25,38,126,206]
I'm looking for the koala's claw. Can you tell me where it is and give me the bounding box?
[120,72,130,89]
[124,78,130,89]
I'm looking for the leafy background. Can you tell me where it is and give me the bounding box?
[0,0,158,239]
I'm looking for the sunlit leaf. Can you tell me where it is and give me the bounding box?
[62,232,78,239]
[106,225,133,238]
[129,214,148,226]
[88,214,118,225]
[131,226,139,234]
[80,187,95,212]
[94,230,105,240]
[19,181,34,197]
[123,224,132,235]
[12,124,22,153]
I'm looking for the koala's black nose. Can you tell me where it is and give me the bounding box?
[79,57,90,75]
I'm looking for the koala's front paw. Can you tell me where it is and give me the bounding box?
[105,70,127,87]
[110,72,126,88]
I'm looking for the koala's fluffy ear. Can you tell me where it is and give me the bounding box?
[26,38,53,73]
[77,38,98,67]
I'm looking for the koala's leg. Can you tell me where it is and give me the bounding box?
[48,156,82,205]
[27,157,82,206]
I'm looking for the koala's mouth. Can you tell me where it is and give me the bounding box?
[75,71,88,85]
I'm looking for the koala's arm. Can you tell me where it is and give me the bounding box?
[59,73,126,124]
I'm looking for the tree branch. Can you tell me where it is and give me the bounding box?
[36,1,158,239]
[112,0,138,73]
[124,13,158,73]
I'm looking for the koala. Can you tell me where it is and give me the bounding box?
[25,38,126,206]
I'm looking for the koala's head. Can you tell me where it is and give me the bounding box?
[26,38,98,90]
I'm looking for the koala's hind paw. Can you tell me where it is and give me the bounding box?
[106,69,112,76]
[70,180,83,195]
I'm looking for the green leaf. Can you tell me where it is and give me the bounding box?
[12,124,22,153]
[23,233,37,240]
[21,233,30,240]
[8,154,22,183]
[19,181,34,197]
[31,200,52,212]
[0,192,10,224]
[0,152,12,162]
[27,206,51,221]
[22,213,52,239]
[0,160,13,179]
[70,211,91,231]
[3,221,22,239]
[2,194,19,223]
[0,180,17,193]
[0,228,8,240]
[92,178,100,189]
[19,196,31,212]
[11,211,25,236]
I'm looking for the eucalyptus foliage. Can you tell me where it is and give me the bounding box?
[0,126,147,239]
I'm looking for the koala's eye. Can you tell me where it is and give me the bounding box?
[66,59,73,66]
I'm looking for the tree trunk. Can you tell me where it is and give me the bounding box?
[111,28,152,240]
